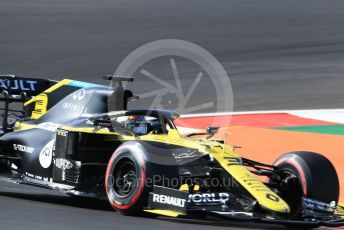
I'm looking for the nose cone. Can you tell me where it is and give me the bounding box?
[259,198,290,214]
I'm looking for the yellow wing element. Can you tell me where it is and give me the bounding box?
[24,79,73,106]
[144,209,185,217]
[179,184,200,192]
[30,93,48,119]
[221,165,289,214]
[24,79,74,119]
[43,79,73,93]
[336,203,344,217]
[13,122,36,131]
[179,184,189,191]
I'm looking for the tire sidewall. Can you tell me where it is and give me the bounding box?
[274,151,339,203]
[105,144,151,214]
[274,154,311,197]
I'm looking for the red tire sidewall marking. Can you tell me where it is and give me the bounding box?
[275,157,309,218]
[105,147,147,210]
[275,158,308,196]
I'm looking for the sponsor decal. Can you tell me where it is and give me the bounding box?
[188,192,231,203]
[173,148,200,160]
[148,186,188,213]
[39,139,55,169]
[302,197,335,213]
[37,122,61,132]
[152,193,187,208]
[62,102,88,113]
[266,193,280,202]
[72,89,86,101]
[240,172,271,192]
[54,158,73,170]
[13,144,35,153]
[172,148,205,164]
[57,129,68,137]
[0,79,38,91]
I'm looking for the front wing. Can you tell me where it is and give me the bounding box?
[144,186,344,228]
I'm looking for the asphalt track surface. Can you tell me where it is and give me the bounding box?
[1,0,344,229]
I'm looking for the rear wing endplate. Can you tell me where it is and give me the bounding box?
[0,75,57,133]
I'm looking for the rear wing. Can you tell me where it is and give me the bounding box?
[0,75,57,98]
[0,75,57,133]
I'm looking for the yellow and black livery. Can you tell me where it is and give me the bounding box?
[0,75,343,228]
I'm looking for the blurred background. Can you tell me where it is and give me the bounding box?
[1,0,344,112]
[1,1,344,230]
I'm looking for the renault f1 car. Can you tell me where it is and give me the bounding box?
[0,75,343,228]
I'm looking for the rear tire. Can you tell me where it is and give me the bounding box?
[273,151,339,217]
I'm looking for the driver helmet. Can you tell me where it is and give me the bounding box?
[122,114,148,135]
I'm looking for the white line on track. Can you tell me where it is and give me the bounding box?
[180,109,344,124]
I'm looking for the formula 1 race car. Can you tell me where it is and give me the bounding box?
[0,75,343,228]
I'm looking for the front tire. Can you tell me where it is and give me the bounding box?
[105,141,179,216]
[274,151,339,217]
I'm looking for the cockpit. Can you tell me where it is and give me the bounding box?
[87,110,179,136]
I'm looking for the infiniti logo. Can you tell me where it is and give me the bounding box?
[72,89,86,101]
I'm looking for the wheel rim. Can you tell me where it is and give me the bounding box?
[113,159,137,197]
